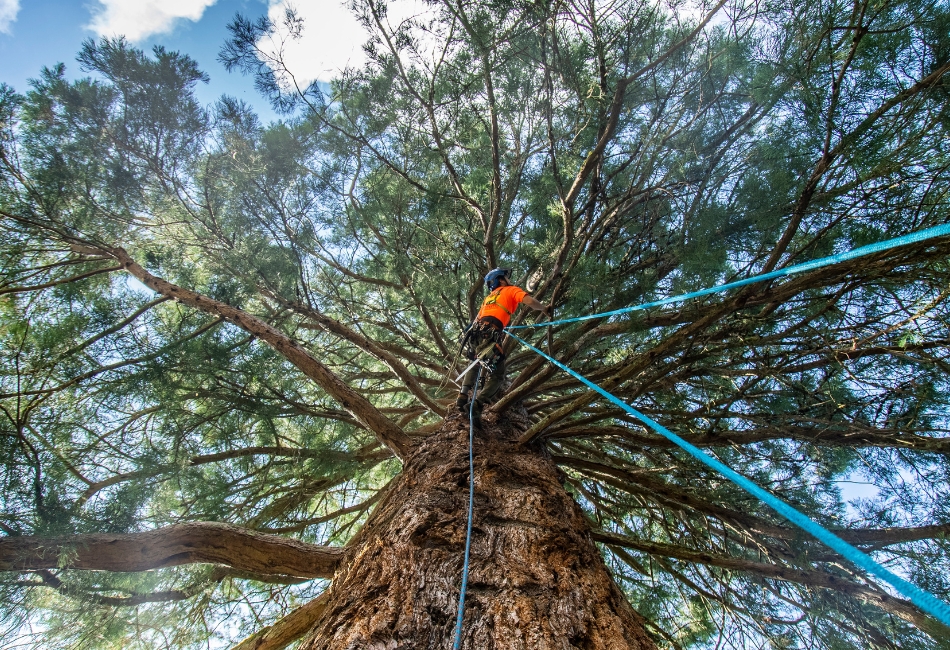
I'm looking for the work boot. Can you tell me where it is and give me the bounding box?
[470,399,485,429]
[455,394,470,412]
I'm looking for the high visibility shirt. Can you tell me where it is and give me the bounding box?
[476,285,527,328]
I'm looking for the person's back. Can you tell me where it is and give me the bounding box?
[477,284,527,328]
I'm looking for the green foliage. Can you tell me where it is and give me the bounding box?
[3,0,950,647]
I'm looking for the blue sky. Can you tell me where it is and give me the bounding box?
[0,0,374,123]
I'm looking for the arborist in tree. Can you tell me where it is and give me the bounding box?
[456,268,551,425]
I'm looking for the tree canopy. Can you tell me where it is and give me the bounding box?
[2,0,950,647]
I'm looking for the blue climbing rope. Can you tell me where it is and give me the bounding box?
[505,332,950,628]
[452,366,481,649]
[510,223,950,330]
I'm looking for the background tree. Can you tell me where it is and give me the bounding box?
[2,0,950,647]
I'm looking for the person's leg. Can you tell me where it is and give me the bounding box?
[456,342,483,409]
[477,354,506,403]
[457,363,477,409]
[472,353,506,425]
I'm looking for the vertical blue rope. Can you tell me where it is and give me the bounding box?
[507,331,950,629]
[452,366,481,649]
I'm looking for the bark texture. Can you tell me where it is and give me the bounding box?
[301,413,656,649]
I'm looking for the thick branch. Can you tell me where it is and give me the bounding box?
[283,298,445,415]
[550,421,950,454]
[105,246,412,458]
[0,522,343,579]
[837,523,950,547]
[594,531,949,639]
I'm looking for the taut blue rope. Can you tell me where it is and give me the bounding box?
[506,331,950,629]
[510,223,950,329]
[452,366,481,649]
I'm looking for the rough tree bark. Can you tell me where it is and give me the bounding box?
[300,411,656,649]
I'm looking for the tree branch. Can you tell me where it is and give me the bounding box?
[104,245,412,458]
[232,590,330,650]
[0,522,343,579]
[594,531,950,639]
[562,0,728,210]
[762,59,950,273]
[278,297,445,415]
[76,445,392,508]
[0,263,123,296]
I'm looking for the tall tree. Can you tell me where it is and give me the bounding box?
[2,0,950,647]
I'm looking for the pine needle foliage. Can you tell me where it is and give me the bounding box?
[2,0,950,646]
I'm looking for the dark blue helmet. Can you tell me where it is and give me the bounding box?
[484,268,512,291]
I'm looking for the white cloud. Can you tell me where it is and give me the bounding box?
[0,0,20,35]
[259,0,440,86]
[259,0,366,85]
[87,0,219,42]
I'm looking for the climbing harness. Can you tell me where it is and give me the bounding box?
[452,366,481,650]
[454,319,506,384]
[499,224,950,628]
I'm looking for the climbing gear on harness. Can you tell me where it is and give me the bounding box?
[465,319,505,359]
[456,318,496,378]
[472,315,505,336]
[458,316,503,349]
[455,315,508,418]
[484,267,512,290]
[454,319,505,384]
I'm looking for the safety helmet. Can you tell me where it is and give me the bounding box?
[484,268,512,291]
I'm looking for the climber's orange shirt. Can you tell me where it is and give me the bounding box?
[476,285,527,327]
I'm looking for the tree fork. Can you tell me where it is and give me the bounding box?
[298,415,656,649]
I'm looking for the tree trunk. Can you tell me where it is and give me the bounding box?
[301,413,656,649]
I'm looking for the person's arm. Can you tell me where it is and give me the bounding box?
[522,295,551,316]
